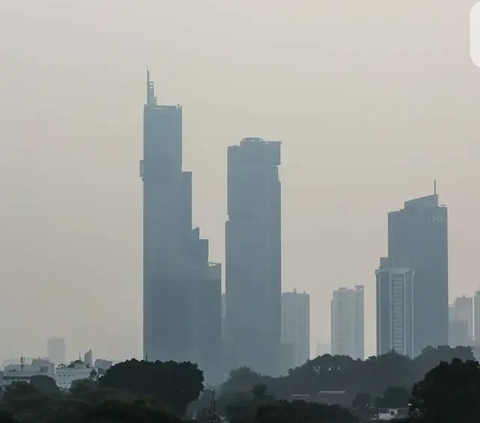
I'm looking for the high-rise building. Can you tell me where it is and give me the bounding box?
[331,286,364,360]
[225,137,282,376]
[475,291,480,345]
[281,290,310,368]
[141,71,222,383]
[448,306,469,347]
[47,337,66,365]
[84,349,93,367]
[376,257,415,356]
[449,296,473,340]
[388,188,448,356]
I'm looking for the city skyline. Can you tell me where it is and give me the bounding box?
[1,0,479,361]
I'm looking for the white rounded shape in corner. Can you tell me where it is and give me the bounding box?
[470,2,480,67]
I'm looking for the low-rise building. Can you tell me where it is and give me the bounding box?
[55,360,93,390]
[2,358,55,387]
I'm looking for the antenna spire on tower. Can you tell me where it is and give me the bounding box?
[146,67,157,107]
[434,179,437,195]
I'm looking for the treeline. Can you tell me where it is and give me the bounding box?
[0,359,203,423]
[217,345,475,400]
[0,346,477,423]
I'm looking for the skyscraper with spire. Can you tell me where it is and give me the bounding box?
[140,71,222,383]
[387,183,448,356]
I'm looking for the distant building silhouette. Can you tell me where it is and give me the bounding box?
[331,286,364,360]
[84,349,93,367]
[376,257,415,356]
[225,137,282,376]
[475,291,480,345]
[141,71,221,383]
[388,189,448,355]
[281,290,310,368]
[47,337,66,365]
[449,296,473,341]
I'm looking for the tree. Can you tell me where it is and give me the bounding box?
[410,358,480,423]
[30,375,60,394]
[352,392,371,408]
[80,399,181,423]
[70,378,97,396]
[98,359,204,415]
[255,400,356,423]
[3,381,38,402]
[375,386,410,409]
[0,410,18,423]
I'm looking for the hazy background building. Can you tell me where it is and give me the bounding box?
[475,291,480,346]
[331,286,364,360]
[84,349,93,367]
[141,72,221,383]
[450,296,473,340]
[225,137,282,376]
[388,189,448,356]
[281,290,310,368]
[376,257,414,356]
[47,337,66,365]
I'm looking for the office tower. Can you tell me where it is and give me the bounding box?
[281,290,310,368]
[225,137,282,376]
[140,71,221,383]
[331,286,364,360]
[221,293,226,341]
[376,257,415,356]
[315,341,330,357]
[47,337,66,365]
[449,296,473,340]
[448,305,469,347]
[84,349,93,367]
[388,187,448,356]
[475,291,480,345]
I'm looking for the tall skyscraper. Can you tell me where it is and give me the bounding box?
[47,337,66,365]
[450,296,473,340]
[281,290,310,368]
[141,71,221,383]
[225,137,282,376]
[475,291,480,345]
[331,286,364,360]
[376,257,415,356]
[388,188,448,356]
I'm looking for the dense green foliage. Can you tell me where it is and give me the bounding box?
[217,346,474,401]
[1,346,479,423]
[0,360,202,423]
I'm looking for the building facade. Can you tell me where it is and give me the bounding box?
[225,137,282,376]
[281,290,310,369]
[47,337,66,365]
[449,296,473,341]
[141,72,222,383]
[376,257,415,356]
[388,192,448,356]
[475,291,480,345]
[331,286,364,360]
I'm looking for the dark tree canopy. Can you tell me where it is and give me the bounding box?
[410,358,480,423]
[375,386,410,409]
[98,359,204,415]
[219,346,475,401]
[30,375,60,395]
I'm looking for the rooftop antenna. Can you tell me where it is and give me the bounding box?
[434,179,437,195]
[20,355,25,371]
[146,67,157,107]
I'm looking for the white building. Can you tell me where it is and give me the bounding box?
[281,290,310,368]
[331,286,364,360]
[376,258,415,356]
[47,337,66,365]
[55,360,93,390]
[2,358,55,387]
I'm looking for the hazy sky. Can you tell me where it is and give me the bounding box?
[1,0,479,362]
